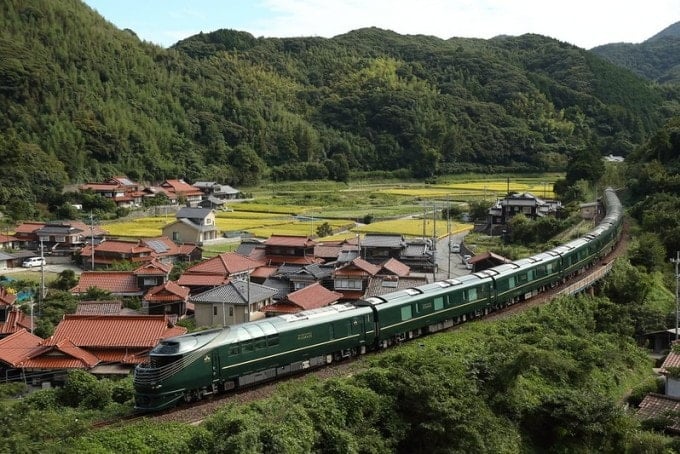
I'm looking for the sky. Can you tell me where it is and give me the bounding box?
[82,0,679,50]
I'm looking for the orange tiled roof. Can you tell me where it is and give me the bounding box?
[0,329,43,367]
[178,244,200,255]
[335,257,381,276]
[0,309,33,335]
[186,252,262,275]
[286,282,342,311]
[0,234,17,243]
[314,245,342,259]
[21,338,100,369]
[380,258,410,277]
[637,393,680,433]
[250,266,278,279]
[88,240,154,255]
[144,281,190,302]
[662,348,680,371]
[70,271,141,295]
[13,222,44,234]
[161,179,203,196]
[0,287,17,306]
[261,302,301,314]
[141,237,181,256]
[265,235,317,248]
[46,314,186,348]
[134,259,173,275]
[177,274,229,287]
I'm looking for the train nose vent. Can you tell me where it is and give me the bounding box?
[133,364,162,385]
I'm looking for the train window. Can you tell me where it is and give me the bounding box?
[401,306,412,321]
[517,273,528,284]
[507,277,516,289]
[229,343,239,355]
[254,338,266,350]
[242,341,254,352]
[434,297,444,311]
[468,288,477,301]
[536,265,546,276]
[267,334,279,346]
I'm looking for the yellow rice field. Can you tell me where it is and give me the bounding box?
[354,219,473,238]
[379,180,556,200]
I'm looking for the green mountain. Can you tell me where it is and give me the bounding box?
[0,0,677,220]
[591,21,680,84]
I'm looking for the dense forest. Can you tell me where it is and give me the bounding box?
[1,0,679,221]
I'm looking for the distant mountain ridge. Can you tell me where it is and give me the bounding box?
[0,0,678,221]
[591,21,680,83]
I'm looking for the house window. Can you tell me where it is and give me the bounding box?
[335,278,362,290]
[172,232,180,242]
[293,281,307,290]
[213,306,217,316]
[55,236,66,243]
[229,306,234,317]
[143,278,156,286]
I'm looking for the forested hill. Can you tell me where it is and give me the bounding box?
[591,21,680,84]
[0,0,677,219]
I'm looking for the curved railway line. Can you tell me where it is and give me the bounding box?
[94,218,630,428]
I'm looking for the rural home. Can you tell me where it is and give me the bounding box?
[333,257,382,300]
[262,282,342,315]
[191,280,277,327]
[264,235,322,266]
[193,181,241,200]
[0,315,186,382]
[142,281,191,317]
[177,252,263,294]
[159,179,203,206]
[162,207,219,244]
[79,176,144,207]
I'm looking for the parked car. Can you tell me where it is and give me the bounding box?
[450,242,460,253]
[461,254,472,264]
[22,257,46,268]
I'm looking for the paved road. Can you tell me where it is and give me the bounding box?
[426,231,471,281]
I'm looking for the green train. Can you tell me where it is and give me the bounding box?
[134,188,623,412]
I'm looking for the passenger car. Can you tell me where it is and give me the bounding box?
[22,257,45,268]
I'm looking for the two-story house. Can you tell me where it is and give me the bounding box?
[162,207,219,245]
[79,176,144,208]
[159,179,204,206]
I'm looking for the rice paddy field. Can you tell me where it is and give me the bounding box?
[103,174,562,240]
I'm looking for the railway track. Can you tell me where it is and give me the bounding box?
[95,220,630,427]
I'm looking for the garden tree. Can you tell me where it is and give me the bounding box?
[315,222,333,238]
[83,286,113,301]
[50,269,78,291]
[467,200,493,222]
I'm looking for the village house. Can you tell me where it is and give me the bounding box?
[177,252,263,294]
[263,235,322,266]
[191,280,277,327]
[193,181,241,200]
[261,282,342,315]
[14,221,107,252]
[0,315,186,383]
[333,257,382,301]
[142,280,191,317]
[159,179,203,206]
[162,207,219,245]
[79,176,145,208]
[487,192,562,228]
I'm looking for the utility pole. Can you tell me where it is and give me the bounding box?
[39,238,45,315]
[672,251,680,340]
[447,198,451,279]
[90,211,95,271]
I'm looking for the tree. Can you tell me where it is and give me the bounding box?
[316,222,333,238]
[566,149,605,185]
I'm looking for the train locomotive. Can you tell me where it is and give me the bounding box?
[134,188,623,412]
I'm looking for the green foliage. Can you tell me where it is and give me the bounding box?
[111,377,134,405]
[59,370,112,410]
[315,221,333,237]
[628,232,667,272]
[0,0,672,221]
[50,269,78,291]
[0,382,28,399]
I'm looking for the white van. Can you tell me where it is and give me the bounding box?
[22,257,46,268]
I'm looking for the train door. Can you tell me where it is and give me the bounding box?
[211,351,220,382]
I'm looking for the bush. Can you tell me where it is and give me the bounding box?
[111,378,134,404]
[59,370,112,409]
[0,382,28,399]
